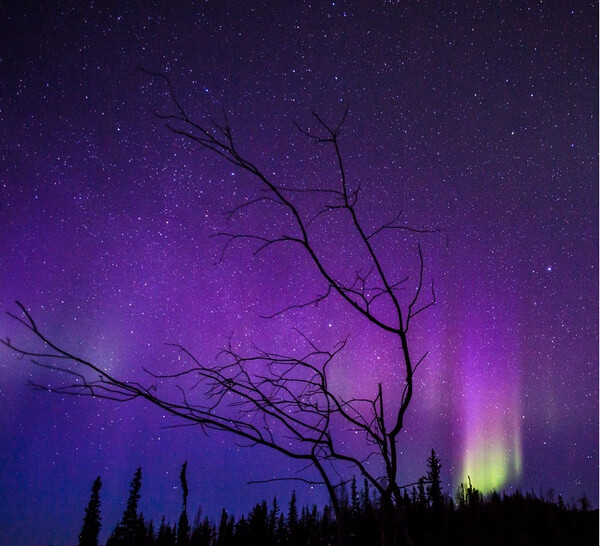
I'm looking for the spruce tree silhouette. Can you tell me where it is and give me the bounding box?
[156,516,176,545]
[108,467,143,546]
[287,490,299,545]
[426,449,443,510]
[247,500,269,544]
[267,496,279,540]
[217,509,234,546]
[91,463,598,546]
[350,475,360,516]
[78,476,101,546]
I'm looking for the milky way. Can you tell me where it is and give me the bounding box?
[0,2,597,544]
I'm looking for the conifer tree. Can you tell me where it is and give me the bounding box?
[350,475,360,515]
[156,516,176,546]
[320,504,334,544]
[108,467,143,545]
[456,482,466,509]
[189,516,214,546]
[287,490,298,541]
[248,501,268,544]
[234,515,249,543]
[361,478,372,512]
[426,449,443,509]
[466,476,480,507]
[417,477,427,510]
[217,509,234,546]
[458,476,480,509]
[338,482,350,512]
[402,489,411,509]
[145,519,156,544]
[276,512,286,545]
[79,476,102,546]
[136,513,148,544]
[268,496,279,539]
[299,505,309,544]
[309,505,319,538]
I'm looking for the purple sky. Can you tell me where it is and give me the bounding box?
[1,2,597,544]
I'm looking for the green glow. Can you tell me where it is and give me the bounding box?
[459,419,523,494]
[461,442,509,492]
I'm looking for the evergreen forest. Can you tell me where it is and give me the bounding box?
[76,450,598,546]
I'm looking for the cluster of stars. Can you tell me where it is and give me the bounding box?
[0,2,596,545]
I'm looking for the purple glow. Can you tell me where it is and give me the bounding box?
[0,3,597,544]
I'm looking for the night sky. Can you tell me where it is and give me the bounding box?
[1,1,598,544]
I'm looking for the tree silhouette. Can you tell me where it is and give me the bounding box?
[108,467,143,546]
[287,490,299,543]
[2,73,448,544]
[217,509,234,546]
[267,496,279,540]
[177,462,190,546]
[189,513,214,546]
[247,500,269,545]
[350,475,360,516]
[93,459,598,546]
[456,476,480,511]
[156,516,176,546]
[78,476,102,546]
[425,449,443,510]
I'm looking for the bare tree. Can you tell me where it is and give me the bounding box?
[3,72,445,545]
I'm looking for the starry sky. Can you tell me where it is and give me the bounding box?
[0,1,597,544]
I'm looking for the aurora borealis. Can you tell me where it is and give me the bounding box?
[0,2,597,544]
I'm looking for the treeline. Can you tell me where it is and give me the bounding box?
[78,450,597,546]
